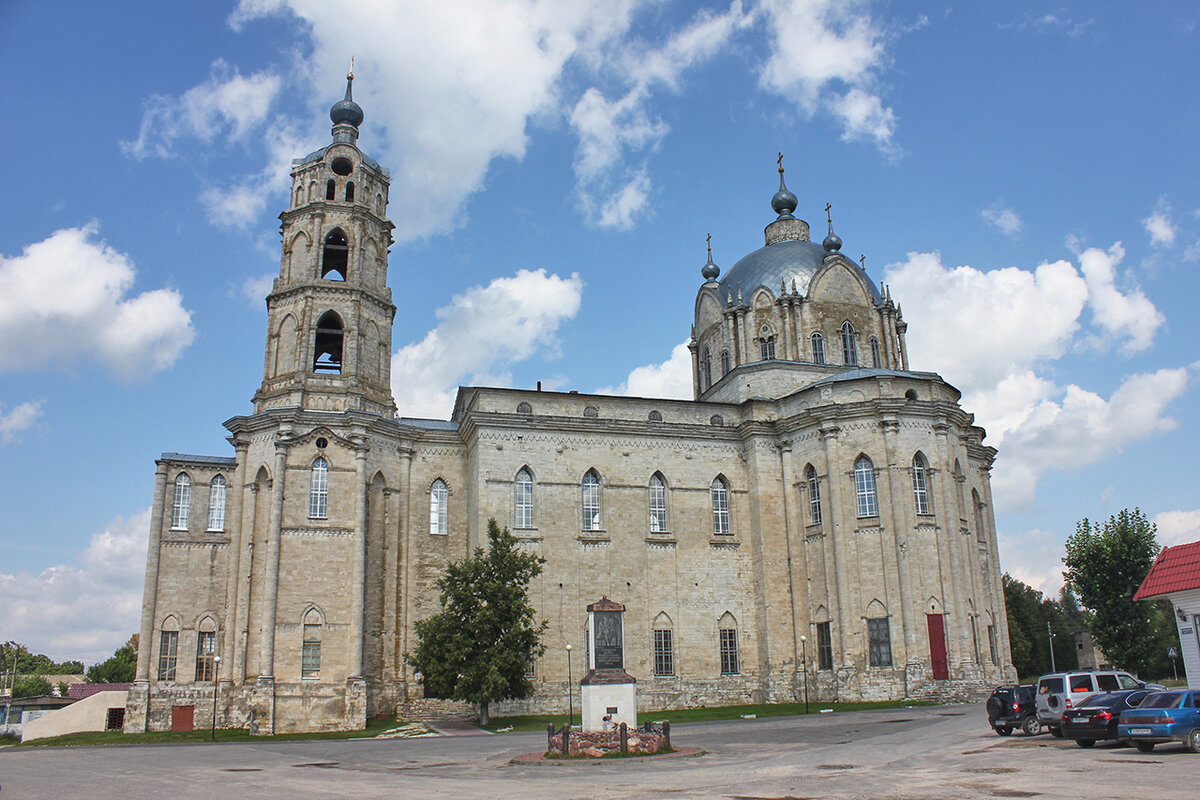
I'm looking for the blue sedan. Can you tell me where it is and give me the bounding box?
[1117,690,1200,753]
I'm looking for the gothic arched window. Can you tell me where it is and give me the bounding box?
[325,179,336,200]
[841,321,858,366]
[806,464,821,525]
[721,350,731,375]
[582,470,602,531]
[870,336,881,368]
[302,608,323,678]
[309,458,329,519]
[171,473,190,530]
[702,347,712,389]
[321,228,348,280]
[207,475,226,531]
[811,332,826,364]
[429,479,448,535]
[760,335,776,360]
[649,473,667,532]
[514,468,534,529]
[854,455,878,518]
[711,476,730,535]
[912,453,931,515]
[313,311,344,373]
[345,181,355,202]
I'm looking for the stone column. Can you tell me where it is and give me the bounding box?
[818,425,851,670]
[737,307,750,365]
[258,441,289,679]
[220,443,249,682]
[351,441,369,677]
[234,481,259,684]
[778,440,802,696]
[880,418,917,682]
[725,311,739,365]
[688,339,700,398]
[397,447,414,698]
[897,319,909,371]
[930,421,962,671]
[135,462,169,682]
[779,299,794,361]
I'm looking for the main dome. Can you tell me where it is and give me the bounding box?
[717,238,828,300]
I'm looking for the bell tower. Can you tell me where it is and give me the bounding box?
[254,68,397,416]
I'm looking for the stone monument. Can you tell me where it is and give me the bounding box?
[580,597,637,732]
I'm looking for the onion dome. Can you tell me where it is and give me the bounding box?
[770,157,797,219]
[330,71,364,128]
[823,218,842,253]
[701,237,720,281]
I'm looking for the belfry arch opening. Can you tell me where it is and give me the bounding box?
[322,229,348,281]
[313,311,344,373]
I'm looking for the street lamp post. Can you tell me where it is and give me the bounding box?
[211,655,222,741]
[565,644,573,728]
[799,635,809,715]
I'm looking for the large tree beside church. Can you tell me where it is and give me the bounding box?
[406,519,547,725]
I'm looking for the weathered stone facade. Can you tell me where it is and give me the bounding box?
[127,81,1015,735]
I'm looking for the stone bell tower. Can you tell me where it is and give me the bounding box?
[253,68,397,417]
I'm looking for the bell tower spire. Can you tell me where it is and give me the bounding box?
[253,71,397,417]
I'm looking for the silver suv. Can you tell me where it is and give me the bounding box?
[1036,670,1162,736]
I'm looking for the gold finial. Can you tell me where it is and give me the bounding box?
[706,233,712,255]
[859,254,866,269]
[776,152,784,173]
[825,202,832,224]
[348,56,355,81]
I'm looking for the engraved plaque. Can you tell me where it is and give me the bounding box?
[593,610,624,670]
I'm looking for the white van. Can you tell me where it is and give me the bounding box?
[1036,670,1161,736]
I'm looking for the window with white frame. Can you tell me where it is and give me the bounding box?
[867,617,892,667]
[912,454,931,515]
[649,474,667,532]
[841,321,858,366]
[157,629,179,681]
[854,456,878,517]
[654,628,674,676]
[711,477,730,535]
[870,336,881,368]
[207,475,226,531]
[514,468,534,529]
[171,474,191,530]
[811,332,825,364]
[429,479,448,535]
[309,458,329,519]
[195,629,216,682]
[806,464,821,525]
[719,619,740,675]
[582,470,601,531]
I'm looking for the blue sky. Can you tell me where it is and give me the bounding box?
[2,1,1198,664]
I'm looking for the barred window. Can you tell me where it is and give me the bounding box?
[854,456,878,518]
[841,321,858,366]
[867,617,892,667]
[195,630,216,682]
[582,470,602,531]
[207,475,226,531]
[309,458,329,519]
[171,474,190,530]
[816,621,833,671]
[719,627,739,675]
[653,629,674,676]
[157,630,178,681]
[912,454,931,515]
[429,479,448,535]
[711,477,730,535]
[811,332,825,364]
[806,464,821,525]
[649,474,667,532]
[514,468,534,529]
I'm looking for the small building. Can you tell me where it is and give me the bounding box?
[1,696,74,738]
[1134,540,1200,689]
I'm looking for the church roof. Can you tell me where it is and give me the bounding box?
[717,237,829,300]
[294,145,387,176]
[809,367,940,386]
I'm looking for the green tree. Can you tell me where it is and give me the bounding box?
[85,635,138,683]
[11,675,52,699]
[1002,576,1093,679]
[405,519,547,725]
[0,641,84,676]
[1063,508,1168,675]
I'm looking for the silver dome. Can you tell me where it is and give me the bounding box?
[717,238,828,299]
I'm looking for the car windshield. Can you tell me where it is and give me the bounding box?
[1140,692,1184,709]
[1081,692,1119,707]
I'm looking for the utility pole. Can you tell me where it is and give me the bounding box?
[1047,622,1056,672]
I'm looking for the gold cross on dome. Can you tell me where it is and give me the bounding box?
[776,152,784,172]
[825,203,832,223]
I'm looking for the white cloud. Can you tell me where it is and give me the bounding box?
[391,269,584,418]
[1142,199,1177,248]
[1000,12,1098,39]
[0,401,43,444]
[828,88,897,150]
[241,273,275,307]
[982,204,1022,237]
[0,510,149,665]
[1074,241,1164,354]
[595,340,693,398]
[0,224,194,379]
[998,527,1067,596]
[122,60,282,160]
[1153,509,1200,547]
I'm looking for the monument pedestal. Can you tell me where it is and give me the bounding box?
[581,668,637,732]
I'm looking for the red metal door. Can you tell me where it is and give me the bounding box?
[171,705,194,732]
[927,614,949,680]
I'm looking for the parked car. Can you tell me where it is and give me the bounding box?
[986,684,1040,736]
[1035,670,1162,737]
[1061,689,1155,747]
[1118,690,1200,753]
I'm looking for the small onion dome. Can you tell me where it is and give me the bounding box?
[823,220,842,253]
[702,245,720,281]
[771,168,798,219]
[330,73,364,127]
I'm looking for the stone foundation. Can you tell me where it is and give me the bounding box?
[547,721,670,757]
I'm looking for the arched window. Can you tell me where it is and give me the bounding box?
[429,479,448,535]
[171,473,191,530]
[653,612,674,676]
[721,350,731,375]
[854,456,878,517]
[325,179,335,200]
[294,186,303,207]
[157,616,180,681]
[649,473,667,532]
[867,610,892,667]
[321,228,348,280]
[302,608,322,678]
[345,181,355,202]
[516,401,532,414]
[514,468,534,529]
[718,611,739,675]
[711,476,730,535]
[195,616,217,682]
[207,475,226,531]
[583,406,599,418]
[313,311,344,373]
[806,464,821,525]
[912,453,931,515]
[811,332,826,364]
[841,321,858,366]
[309,458,329,519]
[648,410,663,422]
[870,336,881,368]
[702,347,712,389]
[582,470,601,531]
[759,335,776,360]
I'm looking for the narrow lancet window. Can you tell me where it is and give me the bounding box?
[321,229,348,280]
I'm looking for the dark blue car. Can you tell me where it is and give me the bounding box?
[1117,690,1200,753]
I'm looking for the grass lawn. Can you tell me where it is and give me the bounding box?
[483,699,935,732]
[15,716,415,747]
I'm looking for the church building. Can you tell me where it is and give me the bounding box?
[127,76,1015,734]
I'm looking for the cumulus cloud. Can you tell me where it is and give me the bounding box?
[1000,12,1098,39]
[241,273,275,307]
[0,401,43,444]
[998,527,1068,596]
[1142,198,1177,248]
[0,225,194,379]
[392,269,584,418]
[982,204,1022,237]
[0,509,149,665]
[595,340,693,398]
[885,247,1180,509]
[1153,509,1200,547]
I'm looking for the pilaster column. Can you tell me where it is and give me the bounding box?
[397,447,414,696]
[818,425,851,669]
[778,441,802,688]
[220,443,249,683]
[258,439,289,678]
[688,339,700,398]
[880,418,918,668]
[351,440,369,677]
[897,320,909,371]
[135,462,170,682]
[235,481,259,684]
[725,312,739,365]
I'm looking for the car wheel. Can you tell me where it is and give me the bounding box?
[995,726,1012,736]
[1076,739,1094,748]
[1022,716,1040,736]
[1187,729,1200,754]
[1136,741,1155,753]
[1048,725,1063,738]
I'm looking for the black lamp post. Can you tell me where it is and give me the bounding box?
[799,635,809,715]
[565,644,573,728]
[211,655,221,741]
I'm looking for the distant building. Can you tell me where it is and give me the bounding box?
[1073,630,1106,670]
[127,75,1014,734]
[1135,540,1200,689]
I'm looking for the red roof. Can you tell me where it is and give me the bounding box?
[1134,541,1200,600]
[68,682,131,699]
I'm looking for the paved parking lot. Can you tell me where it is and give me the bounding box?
[1,705,1195,800]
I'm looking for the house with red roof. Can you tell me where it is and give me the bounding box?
[1134,540,1200,689]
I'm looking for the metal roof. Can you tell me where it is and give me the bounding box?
[1134,541,1200,600]
[159,452,237,465]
